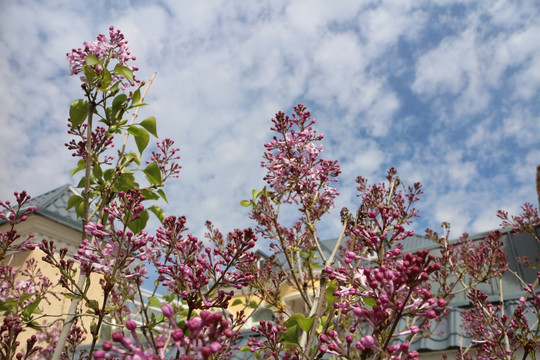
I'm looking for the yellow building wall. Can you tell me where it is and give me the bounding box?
[1,214,104,351]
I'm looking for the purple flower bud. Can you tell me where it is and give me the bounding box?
[209,342,222,353]
[172,328,184,341]
[94,350,106,360]
[112,332,123,342]
[126,319,137,331]
[161,304,174,318]
[320,334,329,343]
[360,335,375,349]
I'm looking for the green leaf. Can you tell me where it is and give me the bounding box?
[141,189,160,201]
[125,152,141,166]
[128,125,150,154]
[103,168,115,182]
[317,315,328,333]
[70,159,87,177]
[157,189,168,203]
[100,67,112,90]
[85,54,100,66]
[149,205,165,223]
[326,280,337,312]
[27,321,42,331]
[231,299,243,307]
[248,300,258,309]
[69,99,89,127]
[67,194,84,218]
[147,296,161,308]
[240,200,251,207]
[239,345,251,353]
[297,315,315,333]
[86,300,100,312]
[363,297,376,307]
[252,189,263,199]
[143,162,162,186]
[280,324,300,345]
[92,163,103,179]
[283,313,305,328]
[24,298,42,317]
[114,64,133,82]
[128,209,149,234]
[64,293,82,300]
[140,117,158,137]
[114,172,138,192]
[132,87,141,105]
[82,66,96,85]
[112,93,128,120]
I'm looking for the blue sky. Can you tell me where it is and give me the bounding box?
[1,0,539,243]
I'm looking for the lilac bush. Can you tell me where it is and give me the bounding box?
[0,27,538,360]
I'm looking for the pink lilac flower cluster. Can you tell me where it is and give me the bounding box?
[147,139,182,181]
[319,330,421,359]
[65,120,114,163]
[261,104,340,221]
[24,319,86,360]
[498,202,540,235]
[1,315,28,359]
[95,305,236,360]
[453,230,508,282]
[346,168,422,258]
[461,272,540,358]
[66,26,139,89]
[0,191,37,259]
[73,190,155,281]
[247,320,289,359]
[322,249,444,359]
[155,217,257,310]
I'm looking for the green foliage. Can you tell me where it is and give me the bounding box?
[147,296,161,309]
[128,125,150,154]
[148,205,165,223]
[140,117,158,137]
[144,162,162,186]
[128,209,149,234]
[67,194,84,218]
[69,99,89,127]
[113,64,133,82]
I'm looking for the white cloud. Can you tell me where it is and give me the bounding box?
[0,0,539,244]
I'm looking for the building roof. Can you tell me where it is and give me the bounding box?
[24,184,83,232]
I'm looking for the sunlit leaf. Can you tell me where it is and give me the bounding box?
[69,99,89,127]
[147,296,161,308]
[144,162,162,186]
[129,209,149,234]
[140,117,158,137]
[149,205,165,223]
[85,54,100,65]
[280,324,300,345]
[157,189,168,203]
[114,64,133,82]
[128,126,150,154]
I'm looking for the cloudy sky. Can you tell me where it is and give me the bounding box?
[1,0,539,244]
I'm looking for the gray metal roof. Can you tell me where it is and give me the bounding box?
[24,184,83,232]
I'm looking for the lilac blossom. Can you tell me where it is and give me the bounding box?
[66,26,139,89]
[261,104,340,221]
[0,191,37,260]
[96,306,236,360]
[147,139,182,181]
[73,190,155,281]
[155,218,257,310]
